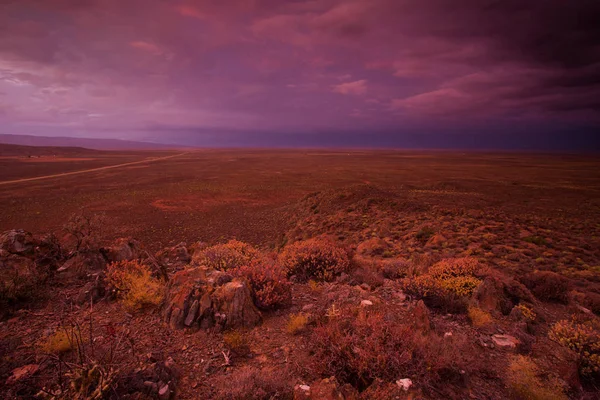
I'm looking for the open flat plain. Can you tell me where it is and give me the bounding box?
[1,148,600,399]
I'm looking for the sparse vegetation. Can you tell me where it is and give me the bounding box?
[279,237,349,281]
[2,151,600,399]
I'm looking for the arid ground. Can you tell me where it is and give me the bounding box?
[1,148,599,399]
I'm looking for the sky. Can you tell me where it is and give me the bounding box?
[1,0,599,149]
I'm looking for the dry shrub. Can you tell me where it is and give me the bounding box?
[287,313,309,335]
[193,240,259,271]
[403,257,481,312]
[549,319,600,378]
[63,210,107,252]
[233,261,291,310]
[0,254,49,319]
[223,331,250,356]
[514,304,536,321]
[311,307,471,392]
[468,306,493,328]
[521,271,570,303]
[40,329,74,354]
[506,355,567,400]
[106,260,165,311]
[279,238,349,282]
[214,366,292,400]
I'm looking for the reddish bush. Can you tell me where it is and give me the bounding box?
[279,238,349,281]
[234,261,291,310]
[521,271,570,303]
[311,306,471,392]
[213,366,292,400]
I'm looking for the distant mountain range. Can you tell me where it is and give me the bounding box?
[0,134,184,150]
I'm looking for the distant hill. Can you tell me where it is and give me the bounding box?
[0,134,181,151]
[0,143,103,157]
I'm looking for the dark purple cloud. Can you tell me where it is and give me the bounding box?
[0,0,598,145]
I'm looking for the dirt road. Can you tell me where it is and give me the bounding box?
[0,152,188,186]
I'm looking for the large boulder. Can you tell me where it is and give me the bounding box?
[0,230,35,255]
[57,251,106,280]
[163,267,261,331]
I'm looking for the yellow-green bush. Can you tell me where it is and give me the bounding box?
[549,319,600,378]
[193,240,259,271]
[106,260,164,311]
[506,355,567,400]
[403,257,481,312]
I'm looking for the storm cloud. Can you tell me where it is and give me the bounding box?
[0,0,598,145]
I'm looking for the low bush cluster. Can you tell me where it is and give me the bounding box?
[506,355,567,400]
[279,238,349,281]
[521,271,570,303]
[311,306,470,392]
[106,260,165,311]
[468,306,493,328]
[403,257,481,312]
[234,261,292,310]
[286,313,309,335]
[549,319,600,378]
[193,240,259,271]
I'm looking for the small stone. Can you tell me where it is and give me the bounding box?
[158,383,170,400]
[491,334,519,348]
[299,385,310,391]
[444,332,453,338]
[396,378,413,391]
[360,283,371,291]
[143,381,158,393]
[302,304,315,312]
[6,364,39,385]
[360,300,373,307]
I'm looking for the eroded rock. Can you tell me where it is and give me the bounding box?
[103,238,142,263]
[0,230,35,255]
[163,267,260,331]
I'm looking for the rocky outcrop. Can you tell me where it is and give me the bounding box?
[413,300,431,333]
[0,230,35,255]
[155,243,191,270]
[163,267,261,331]
[102,238,142,263]
[471,275,535,316]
